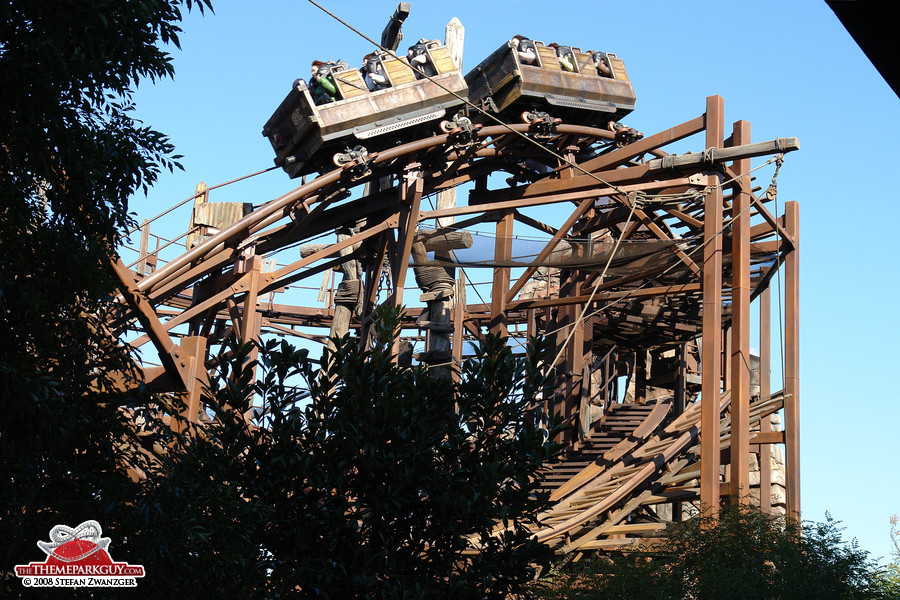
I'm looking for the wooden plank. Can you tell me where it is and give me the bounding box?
[429,46,457,74]
[382,56,415,85]
[536,43,560,69]
[333,68,368,99]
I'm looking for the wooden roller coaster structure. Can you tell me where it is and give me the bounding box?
[111,14,800,556]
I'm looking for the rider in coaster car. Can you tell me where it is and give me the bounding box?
[310,60,338,105]
[510,34,537,65]
[361,53,390,91]
[407,38,438,78]
[588,50,613,77]
[548,42,576,72]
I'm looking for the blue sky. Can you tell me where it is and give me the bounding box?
[130,0,900,560]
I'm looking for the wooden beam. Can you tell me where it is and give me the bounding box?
[505,195,595,303]
[784,201,800,519]
[490,211,513,337]
[575,115,706,173]
[729,120,752,505]
[391,167,424,308]
[750,431,785,445]
[759,285,773,513]
[700,95,724,516]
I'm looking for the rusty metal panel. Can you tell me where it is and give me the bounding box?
[193,202,253,230]
[466,42,636,125]
[263,65,466,178]
[318,70,467,139]
[262,82,320,167]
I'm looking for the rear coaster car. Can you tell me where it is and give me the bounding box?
[465,39,636,129]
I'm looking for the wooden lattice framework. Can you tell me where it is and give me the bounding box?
[114,94,799,554]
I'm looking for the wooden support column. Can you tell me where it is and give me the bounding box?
[634,350,648,403]
[174,336,208,435]
[451,273,466,383]
[759,286,773,513]
[360,233,390,348]
[137,219,151,276]
[723,327,731,392]
[784,201,800,518]
[674,343,686,416]
[391,166,423,359]
[111,257,192,392]
[729,120,752,504]
[392,167,423,308]
[700,95,724,515]
[239,254,263,386]
[564,271,586,447]
[490,211,513,338]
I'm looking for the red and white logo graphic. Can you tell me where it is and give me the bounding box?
[15,520,144,588]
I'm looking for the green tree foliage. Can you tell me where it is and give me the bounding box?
[0,2,210,596]
[883,515,900,597]
[536,504,896,600]
[126,310,562,599]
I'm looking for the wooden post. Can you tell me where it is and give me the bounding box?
[759,286,773,513]
[784,201,800,519]
[239,254,263,388]
[564,270,585,447]
[175,336,208,435]
[674,343,686,416]
[700,95,724,515]
[451,273,466,383]
[392,167,424,309]
[445,17,464,70]
[490,211,513,338]
[729,120,751,504]
[186,181,209,250]
[390,166,423,359]
[138,219,150,276]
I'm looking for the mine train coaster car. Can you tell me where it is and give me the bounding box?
[263,42,467,179]
[262,34,637,178]
[466,39,636,129]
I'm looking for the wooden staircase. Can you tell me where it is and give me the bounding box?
[540,401,661,495]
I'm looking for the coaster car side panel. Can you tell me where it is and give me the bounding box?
[465,41,636,127]
[264,61,467,179]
